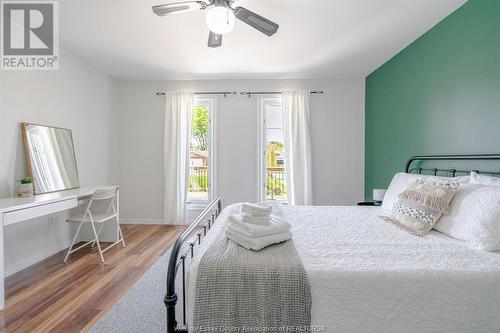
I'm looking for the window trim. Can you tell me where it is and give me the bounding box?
[187,96,216,207]
[258,96,287,204]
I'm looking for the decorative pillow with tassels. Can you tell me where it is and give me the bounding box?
[399,179,459,214]
[379,179,459,236]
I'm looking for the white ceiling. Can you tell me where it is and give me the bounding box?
[59,0,466,79]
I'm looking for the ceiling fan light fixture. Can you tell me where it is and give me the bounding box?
[153,0,280,48]
[205,5,235,35]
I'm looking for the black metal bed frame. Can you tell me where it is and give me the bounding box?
[165,154,500,333]
[165,197,222,333]
[405,153,500,176]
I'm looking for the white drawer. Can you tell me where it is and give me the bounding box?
[3,198,78,226]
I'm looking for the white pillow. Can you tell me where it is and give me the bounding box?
[435,183,500,251]
[381,172,470,213]
[470,172,500,187]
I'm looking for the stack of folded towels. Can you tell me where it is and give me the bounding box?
[225,202,292,251]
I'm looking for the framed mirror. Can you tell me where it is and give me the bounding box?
[22,123,80,194]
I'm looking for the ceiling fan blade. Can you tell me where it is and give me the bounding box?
[208,31,223,48]
[233,6,279,36]
[152,1,206,16]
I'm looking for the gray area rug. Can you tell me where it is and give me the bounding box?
[91,248,184,332]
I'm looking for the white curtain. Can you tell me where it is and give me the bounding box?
[282,90,313,205]
[164,92,194,224]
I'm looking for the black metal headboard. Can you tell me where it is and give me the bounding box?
[405,154,500,177]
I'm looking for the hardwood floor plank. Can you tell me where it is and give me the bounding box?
[47,308,101,333]
[0,224,185,333]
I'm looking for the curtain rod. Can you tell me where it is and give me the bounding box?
[240,91,324,97]
[155,91,324,97]
[156,91,237,97]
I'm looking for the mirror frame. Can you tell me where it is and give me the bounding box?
[21,122,81,195]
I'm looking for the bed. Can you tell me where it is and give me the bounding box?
[165,154,500,333]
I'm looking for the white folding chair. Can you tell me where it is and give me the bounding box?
[64,186,126,263]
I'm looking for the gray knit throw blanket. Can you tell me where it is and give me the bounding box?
[192,230,311,333]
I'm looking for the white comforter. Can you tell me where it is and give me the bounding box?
[188,205,500,332]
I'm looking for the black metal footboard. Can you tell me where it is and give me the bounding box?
[165,197,222,333]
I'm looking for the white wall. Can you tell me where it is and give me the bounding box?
[0,48,117,275]
[116,78,365,222]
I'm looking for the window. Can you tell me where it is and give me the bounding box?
[259,98,287,203]
[188,98,215,203]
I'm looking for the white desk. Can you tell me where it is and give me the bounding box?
[0,186,113,310]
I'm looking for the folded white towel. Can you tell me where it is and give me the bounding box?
[228,214,291,237]
[240,213,273,225]
[241,202,272,217]
[225,229,292,251]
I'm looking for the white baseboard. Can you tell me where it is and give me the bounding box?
[120,219,165,225]
[5,239,72,277]
[120,219,195,226]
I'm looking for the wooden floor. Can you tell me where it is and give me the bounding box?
[0,224,185,333]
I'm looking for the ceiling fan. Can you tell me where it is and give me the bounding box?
[152,0,279,48]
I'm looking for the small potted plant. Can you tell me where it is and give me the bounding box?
[17,177,34,197]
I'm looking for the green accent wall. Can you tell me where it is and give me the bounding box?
[365,0,500,199]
